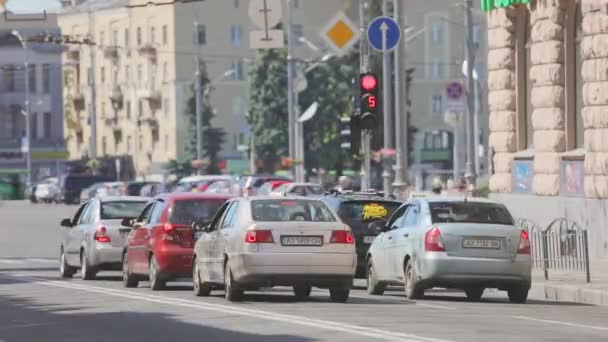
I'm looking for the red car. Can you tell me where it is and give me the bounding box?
[122,193,232,290]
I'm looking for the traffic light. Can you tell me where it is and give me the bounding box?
[360,73,379,130]
[340,115,361,155]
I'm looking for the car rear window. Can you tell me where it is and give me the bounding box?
[337,201,401,223]
[65,177,111,191]
[251,199,336,222]
[100,201,148,220]
[429,202,515,225]
[169,199,228,225]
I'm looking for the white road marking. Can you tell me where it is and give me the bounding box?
[0,259,23,264]
[0,322,55,330]
[415,303,458,310]
[0,258,56,265]
[27,259,57,264]
[512,316,608,331]
[348,294,457,310]
[0,273,452,342]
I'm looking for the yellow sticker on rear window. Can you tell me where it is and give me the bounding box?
[362,203,389,221]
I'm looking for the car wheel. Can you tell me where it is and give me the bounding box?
[293,285,312,301]
[80,252,96,280]
[193,258,211,297]
[367,260,386,295]
[149,255,166,291]
[59,248,76,278]
[329,287,350,303]
[465,287,484,301]
[224,262,243,302]
[122,253,139,288]
[404,259,424,300]
[508,286,529,304]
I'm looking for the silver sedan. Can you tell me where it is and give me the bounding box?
[59,196,149,280]
[366,197,532,303]
[192,197,357,302]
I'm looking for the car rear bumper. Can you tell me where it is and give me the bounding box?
[91,244,123,269]
[419,253,532,289]
[156,245,194,276]
[230,252,356,286]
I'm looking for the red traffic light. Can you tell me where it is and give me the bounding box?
[361,74,378,91]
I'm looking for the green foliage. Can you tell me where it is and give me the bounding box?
[164,159,193,179]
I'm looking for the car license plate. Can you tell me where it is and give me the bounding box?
[363,236,376,244]
[281,236,323,246]
[462,238,500,249]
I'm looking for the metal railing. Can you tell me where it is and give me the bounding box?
[517,218,591,283]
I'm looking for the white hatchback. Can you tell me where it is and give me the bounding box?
[192,197,357,302]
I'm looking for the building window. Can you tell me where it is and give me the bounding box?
[112,30,118,46]
[125,65,130,84]
[230,25,243,47]
[113,69,118,84]
[100,66,105,83]
[162,25,168,45]
[28,64,36,92]
[431,60,442,80]
[42,64,50,93]
[138,100,143,117]
[30,112,37,141]
[43,112,51,139]
[195,24,206,45]
[137,64,142,84]
[164,98,169,117]
[232,60,244,81]
[565,1,584,150]
[293,24,304,46]
[138,134,143,151]
[163,62,168,82]
[124,28,130,48]
[99,31,104,47]
[431,95,443,113]
[165,134,169,151]
[137,27,142,45]
[515,7,533,150]
[150,26,156,45]
[431,23,443,43]
[101,101,106,119]
[102,136,107,156]
[4,65,15,91]
[126,100,131,119]
[127,135,132,153]
[232,96,243,117]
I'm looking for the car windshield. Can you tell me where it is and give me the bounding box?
[100,201,148,220]
[337,201,401,224]
[429,201,515,225]
[251,199,336,222]
[169,199,227,225]
[65,177,110,191]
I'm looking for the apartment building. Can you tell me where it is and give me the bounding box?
[59,0,345,178]
[0,11,66,181]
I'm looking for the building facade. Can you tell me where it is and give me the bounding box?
[486,0,608,265]
[0,11,66,181]
[59,0,345,179]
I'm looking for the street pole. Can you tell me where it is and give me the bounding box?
[464,0,476,186]
[392,0,408,197]
[194,22,203,175]
[474,78,481,176]
[286,0,296,180]
[358,0,367,191]
[89,8,98,170]
[14,33,33,187]
[381,0,393,196]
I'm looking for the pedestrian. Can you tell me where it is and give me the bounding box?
[431,177,443,195]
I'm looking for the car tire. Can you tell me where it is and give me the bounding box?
[149,255,166,291]
[80,252,96,280]
[508,286,529,304]
[122,252,139,288]
[293,285,312,301]
[465,287,484,301]
[193,258,211,297]
[59,248,76,278]
[367,260,386,295]
[404,259,424,300]
[329,287,350,303]
[224,262,243,302]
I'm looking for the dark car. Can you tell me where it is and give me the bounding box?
[122,181,159,196]
[57,175,113,204]
[322,192,401,278]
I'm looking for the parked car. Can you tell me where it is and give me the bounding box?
[322,192,401,278]
[80,183,105,203]
[139,183,170,197]
[366,197,532,303]
[34,177,60,203]
[192,197,356,302]
[122,193,232,290]
[203,178,240,195]
[122,181,159,196]
[59,196,150,280]
[56,175,113,204]
[269,182,325,197]
[242,175,291,197]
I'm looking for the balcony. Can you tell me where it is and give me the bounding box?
[138,44,157,64]
[65,49,80,65]
[109,86,124,110]
[104,46,119,63]
[72,93,85,111]
[104,115,122,133]
[137,83,161,109]
[137,112,158,129]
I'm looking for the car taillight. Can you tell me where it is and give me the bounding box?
[425,227,445,252]
[518,229,531,254]
[94,226,111,243]
[330,230,355,244]
[164,223,176,232]
[245,230,274,244]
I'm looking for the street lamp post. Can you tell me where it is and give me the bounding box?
[11,30,32,187]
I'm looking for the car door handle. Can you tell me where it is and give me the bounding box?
[403,233,409,238]
[388,236,393,240]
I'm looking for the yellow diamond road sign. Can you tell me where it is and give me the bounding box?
[320,11,360,56]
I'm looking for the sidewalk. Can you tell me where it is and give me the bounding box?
[529,267,608,306]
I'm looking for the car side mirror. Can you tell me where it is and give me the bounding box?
[368,220,388,234]
[121,217,136,228]
[60,218,73,228]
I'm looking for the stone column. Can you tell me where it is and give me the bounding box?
[530,1,566,196]
[582,0,608,198]
[488,8,517,193]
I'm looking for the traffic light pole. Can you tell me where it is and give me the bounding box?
[392,0,408,197]
[464,0,477,186]
[286,0,296,180]
[358,0,371,191]
[381,0,393,196]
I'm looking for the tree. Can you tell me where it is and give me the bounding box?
[248,48,289,174]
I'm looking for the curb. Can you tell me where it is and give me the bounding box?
[531,282,608,306]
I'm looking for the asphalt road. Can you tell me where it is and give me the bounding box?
[1,201,607,342]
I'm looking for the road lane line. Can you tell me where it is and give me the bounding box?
[0,322,55,330]
[512,316,608,331]
[0,274,452,342]
[0,259,23,264]
[347,294,457,310]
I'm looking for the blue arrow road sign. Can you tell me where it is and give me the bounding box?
[367,16,401,52]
